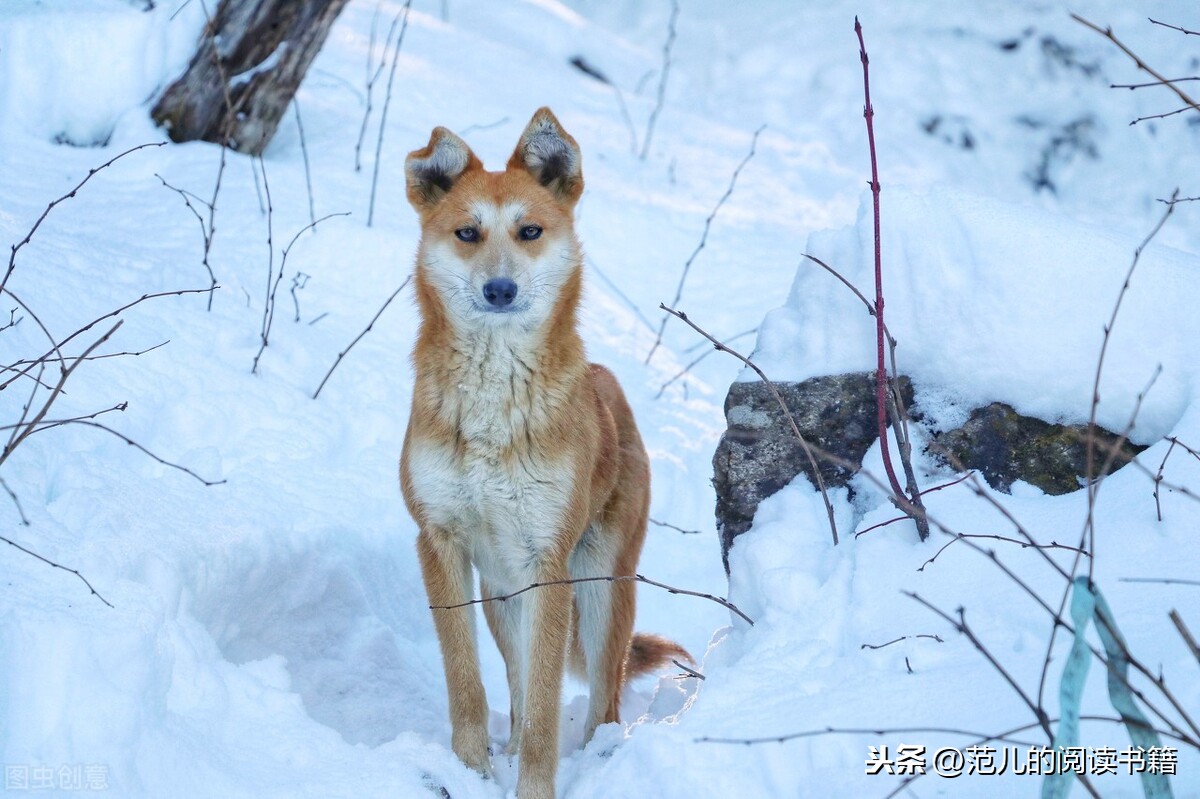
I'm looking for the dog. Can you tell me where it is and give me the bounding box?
[399,107,689,799]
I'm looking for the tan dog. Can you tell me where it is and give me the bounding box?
[399,108,688,799]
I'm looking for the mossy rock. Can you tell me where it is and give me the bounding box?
[713,373,1145,570]
[928,402,1145,495]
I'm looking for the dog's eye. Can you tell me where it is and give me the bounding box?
[518,225,543,241]
[455,227,480,242]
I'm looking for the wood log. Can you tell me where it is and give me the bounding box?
[151,0,349,155]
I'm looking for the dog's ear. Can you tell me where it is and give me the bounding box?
[507,107,583,207]
[405,127,481,212]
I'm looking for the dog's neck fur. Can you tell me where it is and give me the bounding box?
[411,264,587,444]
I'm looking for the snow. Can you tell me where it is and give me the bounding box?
[0,0,1197,797]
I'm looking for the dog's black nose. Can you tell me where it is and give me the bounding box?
[482,278,518,308]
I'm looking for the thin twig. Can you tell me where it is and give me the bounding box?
[1,533,113,608]
[648,517,701,535]
[1,401,128,432]
[290,272,311,323]
[0,288,213,392]
[1039,190,1177,711]
[655,327,757,399]
[38,421,225,486]
[860,634,944,650]
[660,303,839,546]
[252,211,350,374]
[645,125,764,364]
[1112,77,1200,89]
[1119,577,1200,587]
[696,721,1042,748]
[0,323,121,469]
[459,117,510,136]
[908,593,1053,740]
[854,472,974,538]
[587,257,657,335]
[3,142,167,297]
[0,475,29,525]
[613,85,639,156]
[918,533,1088,573]
[639,0,678,161]
[313,276,410,399]
[156,173,220,310]
[355,1,403,172]
[673,659,705,680]
[1074,15,1200,114]
[1154,438,1178,521]
[1169,610,1200,666]
[431,572,755,627]
[368,0,414,226]
[1149,18,1200,36]
[251,157,275,375]
[1132,106,1193,126]
[293,97,316,228]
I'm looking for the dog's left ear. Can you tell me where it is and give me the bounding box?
[507,107,583,207]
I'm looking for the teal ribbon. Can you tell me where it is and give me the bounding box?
[1042,576,1172,799]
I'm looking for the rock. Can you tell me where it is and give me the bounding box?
[713,372,1143,570]
[929,402,1144,495]
[712,373,912,571]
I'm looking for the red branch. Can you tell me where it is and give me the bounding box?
[855,18,913,509]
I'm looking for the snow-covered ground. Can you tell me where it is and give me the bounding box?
[0,1,1197,797]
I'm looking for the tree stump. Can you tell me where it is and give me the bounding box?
[151,0,350,155]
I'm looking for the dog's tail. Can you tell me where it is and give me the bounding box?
[626,633,693,680]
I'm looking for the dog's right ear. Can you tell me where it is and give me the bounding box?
[405,127,481,213]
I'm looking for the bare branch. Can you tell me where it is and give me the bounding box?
[252,211,350,374]
[1112,76,1200,89]
[1169,610,1200,666]
[660,303,839,546]
[53,421,225,486]
[432,572,755,627]
[645,124,764,364]
[1149,18,1200,36]
[655,327,757,399]
[0,322,122,469]
[648,517,702,535]
[0,475,29,526]
[293,97,316,228]
[860,634,944,650]
[1,533,113,608]
[1119,577,1200,587]
[908,593,1053,740]
[1074,15,1200,114]
[854,473,974,538]
[368,0,414,226]
[918,533,1087,573]
[313,276,410,399]
[3,142,167,297]
[639,0,678,161]
[0,287,214,393]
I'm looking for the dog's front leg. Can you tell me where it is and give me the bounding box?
[417,528,492,776]
[516,559,571,799]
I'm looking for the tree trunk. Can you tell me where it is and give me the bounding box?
[151,0,349,155]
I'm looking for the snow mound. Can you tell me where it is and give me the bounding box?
[752,187,1200,441]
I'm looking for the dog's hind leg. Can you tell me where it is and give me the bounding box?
[481,578,526,755]
[569,525,632,745]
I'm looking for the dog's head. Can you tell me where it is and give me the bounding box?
[406,107,583,330]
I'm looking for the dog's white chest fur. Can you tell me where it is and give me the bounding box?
[407,330,575,589]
